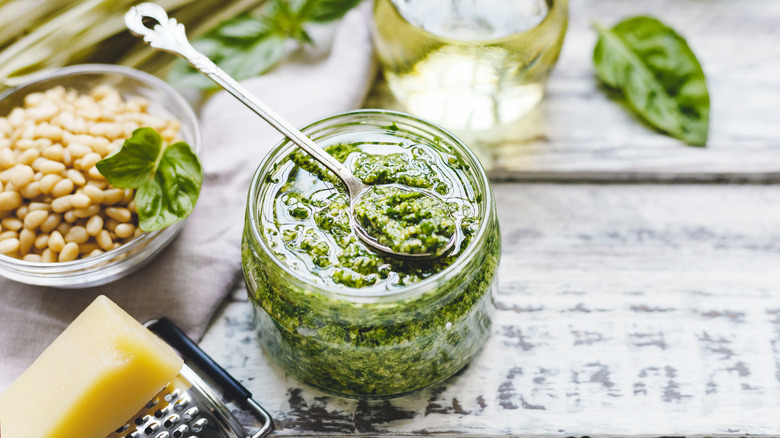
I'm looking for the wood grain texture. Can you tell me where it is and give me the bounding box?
[201,183,780,437]
[364,0,780,181]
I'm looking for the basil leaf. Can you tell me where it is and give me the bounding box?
[298,0,361,23]
[95,128,160,188]
[166,0,361,90]
[136,142,202,232]
[97,128,203,232]
[593,16,710,146]
[218,35,287,79]
[218,15,275,41]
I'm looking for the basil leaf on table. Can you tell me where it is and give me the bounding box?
[96,128,203,232]
[593,16,710,146]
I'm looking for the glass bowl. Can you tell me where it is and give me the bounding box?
[0,64,201,288]
[241,110,500,398]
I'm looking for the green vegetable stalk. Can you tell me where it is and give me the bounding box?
[96,128,202,232]
[593,16,710,146]
[0,0,267,88]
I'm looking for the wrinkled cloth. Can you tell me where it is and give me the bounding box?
[0,2,375,391]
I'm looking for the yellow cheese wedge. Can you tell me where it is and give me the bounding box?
[0,295,183,438]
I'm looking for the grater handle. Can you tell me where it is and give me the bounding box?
[146,317,252,401]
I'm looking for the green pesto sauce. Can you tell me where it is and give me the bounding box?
[264,140,479,290]
[353,185,456,255]
[243,128,500,397]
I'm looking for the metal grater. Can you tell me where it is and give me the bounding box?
[106,318,273,438]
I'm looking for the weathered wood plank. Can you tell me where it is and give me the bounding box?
[364,0,780,181]
[201,183,780,436]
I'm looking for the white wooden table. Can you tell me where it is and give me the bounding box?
[201,0,780,435]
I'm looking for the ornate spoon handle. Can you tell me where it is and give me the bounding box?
[124,3,364,198]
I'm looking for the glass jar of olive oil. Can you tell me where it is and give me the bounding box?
[373,0,568,132]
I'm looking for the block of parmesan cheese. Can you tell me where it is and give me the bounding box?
[0,295,183,438]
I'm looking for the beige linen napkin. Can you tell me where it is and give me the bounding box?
[0,2,375,391]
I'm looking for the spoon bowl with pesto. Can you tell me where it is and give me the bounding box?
[125,3,456,260]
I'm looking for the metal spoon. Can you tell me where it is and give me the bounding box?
[124,3,456,260]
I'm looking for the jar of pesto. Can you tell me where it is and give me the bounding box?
[242,110,500,398]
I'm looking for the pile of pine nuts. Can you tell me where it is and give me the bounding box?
[0,84,181,262]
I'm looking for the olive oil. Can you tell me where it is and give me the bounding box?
[373,0,568,131]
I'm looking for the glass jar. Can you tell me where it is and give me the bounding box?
[241,110,500,398]
[373,0,568,132]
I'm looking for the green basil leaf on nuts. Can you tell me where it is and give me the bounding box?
[97,128,202,232]
[95,127,161,188]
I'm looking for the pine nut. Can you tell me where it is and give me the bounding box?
[19,181,42,199]
[91,136,110,156]
[86,215,103,236]
[86,180,107,190]
[79,242,98,254]
[19,229,34,254]
[1,217,22,231]
[58,242,79,262]
[39,213,61,233]
[42,145,65,162]
[17,149,40,166]
[0,237,20,254]
[15,205,28,220]
[104,219,119,232]
[0,192,22,211]
[121,189,133,204]
[67,143,92,158]
[52,178,74,197]
[23,210,48,229]
[105,207,131,222]
[39,160,66,175]
[65,226,89,244]
[39,174,62,194]
[82,185,104,204]
[11,165,34,188]
[0,231,17,240]
[73,205,100,219]
[70,193,91,209]
[28,202,50,211]
[102,189,123,205]
[51,195,73,213]
[0,149,15,170]
[34,234,49,249]
[23,254,42,262]
[41,248,56,263]
[56,222,70,236]
[16,138,36,149]
[115,223,136,239]
[87,166,104,180]
[96,229,112,250]
[66,169,86,186]
[48,231,65,252]
[81,152,101,170]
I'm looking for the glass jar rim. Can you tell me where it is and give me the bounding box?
[384,0,566,45]
[246,109,495,303]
